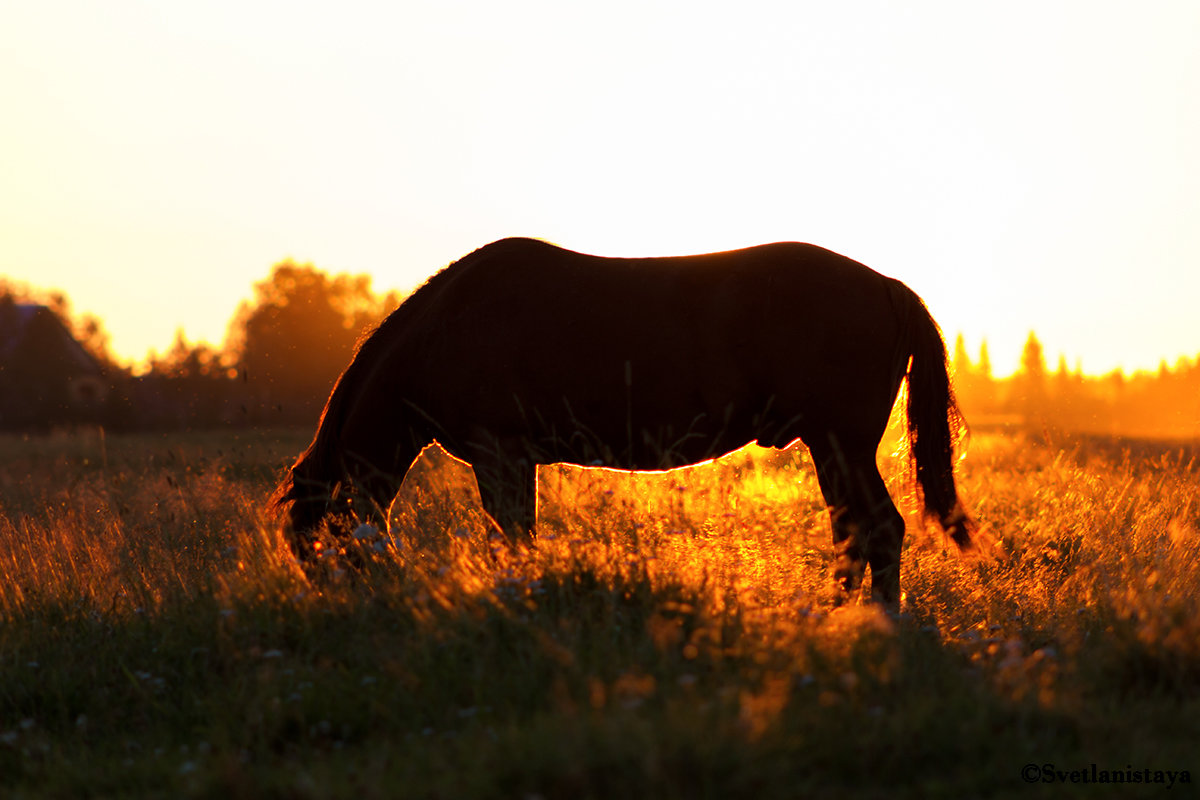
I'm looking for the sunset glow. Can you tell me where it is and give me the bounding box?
[2,1,1198,375]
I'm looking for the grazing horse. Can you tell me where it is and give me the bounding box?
[273,237,973,608]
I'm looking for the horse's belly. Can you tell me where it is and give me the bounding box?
[522,402,765,471]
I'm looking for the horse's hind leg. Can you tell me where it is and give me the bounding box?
[472,457,537,550]
[860,470,905,609]
[811,439,905,611]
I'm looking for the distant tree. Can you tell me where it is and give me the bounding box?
[1103,368,1125,394]
[952,333,972,380]
[978,340,992,381]
[935,328,1197,438]
[149,329,232,380]
[226,261,400,423]
[1011,332,1049,423]
[1020,332,1046,384]
[135,330,243,429]
[944,334,1006,419]
[1054,354,1070,385]
[1047,352,1093,430]
[949,333,982,415]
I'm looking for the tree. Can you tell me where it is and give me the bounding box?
[1013,331,1048,423]
[150,330,231,380]
[952,333,973,380]
[226,261,399,423]
[978,340,992,381]
[1054,354,1070,383]
[1020,332,1047,384]
[133,330,241,429]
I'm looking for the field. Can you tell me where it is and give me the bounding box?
[1,424,1197,798]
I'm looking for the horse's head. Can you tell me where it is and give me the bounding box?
[283,492,326,537]
[270,463,337,563]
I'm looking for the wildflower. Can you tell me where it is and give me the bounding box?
[352,523,379,540]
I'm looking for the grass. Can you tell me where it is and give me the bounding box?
[1,425,1198,798]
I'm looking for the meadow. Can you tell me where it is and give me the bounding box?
[0,423,1197,798]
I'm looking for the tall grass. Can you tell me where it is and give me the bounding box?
[1,426,1196,797]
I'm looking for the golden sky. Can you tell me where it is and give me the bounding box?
[2,1,1197,375]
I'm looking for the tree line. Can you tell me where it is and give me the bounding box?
[1,263,399,430]
[952,333,1200,440]
[138,263,402,428]
[2,264,1197,438]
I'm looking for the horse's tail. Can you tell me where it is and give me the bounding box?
[897,285,975,549]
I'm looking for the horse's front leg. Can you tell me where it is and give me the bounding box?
[472,456,537,552]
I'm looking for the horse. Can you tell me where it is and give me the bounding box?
[273,237,973,609]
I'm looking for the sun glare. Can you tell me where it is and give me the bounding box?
[1,2,1197,375]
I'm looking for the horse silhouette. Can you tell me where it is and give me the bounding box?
[273,237,973,608]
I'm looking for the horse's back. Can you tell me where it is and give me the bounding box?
[420,237,894,335]
[401,238,887,389]
[382,239,906,466]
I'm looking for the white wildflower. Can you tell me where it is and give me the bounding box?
[352,523,380,540]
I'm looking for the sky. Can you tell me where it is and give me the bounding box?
[2,0,1198,376]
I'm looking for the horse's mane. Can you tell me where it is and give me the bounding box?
[271,240,531,515]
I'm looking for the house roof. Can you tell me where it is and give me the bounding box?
[0,301,104,375]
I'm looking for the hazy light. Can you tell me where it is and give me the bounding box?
[1,1,1197,376]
